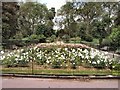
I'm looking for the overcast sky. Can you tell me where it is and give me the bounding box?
[40,0,66,10]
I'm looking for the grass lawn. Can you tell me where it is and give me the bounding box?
[1,67,119,76]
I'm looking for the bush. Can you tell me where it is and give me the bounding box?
[62,35,70,43]
[112,63,120,70]
[69,37,81,43]
[1,47,116,69]
[82,35,93,42]
[116,48,120,54]
[2,55,29,67]
[101,38,111,47]
[27,34,46,43]
[46,35,56,43]
[109,26,120,48]
[2,56,18,67]
[51,60,61,69]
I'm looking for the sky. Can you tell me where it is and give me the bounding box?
[37,0,66,11]
[20,0,68,11]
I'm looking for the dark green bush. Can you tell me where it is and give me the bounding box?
[82,35,93,42]
[112,63,120,70]
[17,59,29,67]
[26,34,46,43]
[69,37,81,43]
[36,56,47,65]
[51,60,61,69]
[116,48,120,54]
[62,35,70,43]
[46,35,56,43]
[101,38,111,47]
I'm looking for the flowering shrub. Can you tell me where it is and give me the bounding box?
[0,47,119,69]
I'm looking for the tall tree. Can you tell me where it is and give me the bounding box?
[115,2,120,26]
[76,2,102,37]
[18,2,50,37]
[2,2,19,40]
[57,2,77,38]
[101,2,118,34]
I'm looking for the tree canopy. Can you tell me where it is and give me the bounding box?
[2,1,120,50]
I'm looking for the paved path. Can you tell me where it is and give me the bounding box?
[2,77,119,88]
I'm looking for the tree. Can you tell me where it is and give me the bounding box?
[76,2,102,39]
[57,2,77,38]
[101,2,119,34]
[36,7,56,38]
[109,26,120,49]
[18,2,50,37]
[2,2,19,40]
[115,2,120,26]
[92,20,107,48]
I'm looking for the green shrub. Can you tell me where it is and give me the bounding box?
[82,35,93,42]
[1,47,115,69]
[46,35,56,43]
[116,48,120,54]
[112,63,120,70]
[51,60,61,69]
[2,56,17,67]
[62,35,70,43]
[27,34,46,43]
[69,37,81,43]
[101,38,111,47]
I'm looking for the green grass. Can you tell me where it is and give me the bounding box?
[1,67,120,76]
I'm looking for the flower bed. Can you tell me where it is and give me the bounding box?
[0,45,119,70]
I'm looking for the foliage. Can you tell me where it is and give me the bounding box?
[2,2,19,40]
[69,37,81,43]
[18,2,48,35]
[36,24,47,36]
[61,34,70,43]
[1,50,29,67]
[101,38,111,47]
[46,35,56,43]
[2,2,120,51]
[1,47,118,69]
[109,26,120,49]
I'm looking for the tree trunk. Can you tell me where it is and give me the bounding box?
[99,38,103,50]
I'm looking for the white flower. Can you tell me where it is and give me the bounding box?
[0,56,5,60]
[55,51,58,53]
[97,60,100,64]
[112,66,115,68]
[55,55,58,57]
[72,49,76,53]
[57,48,61,51]
[78,52,82,56]
[65,48,68,51]
[83,49,89,54]
[34,46,37,50]
[15,58,18,61]
[81,54,84,59]
[61,55,65,59]
[17,50,20,52]
[85,55,89,59]
[90,53,96,59]
[104,52,108,55]
[46,60,50,64]
[92,61,96,64]
[48,56,51,59]
[21,49,24,52]
[0,51,4,54]
[73,63,75,65]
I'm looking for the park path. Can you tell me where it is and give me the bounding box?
[2,77,119,88]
